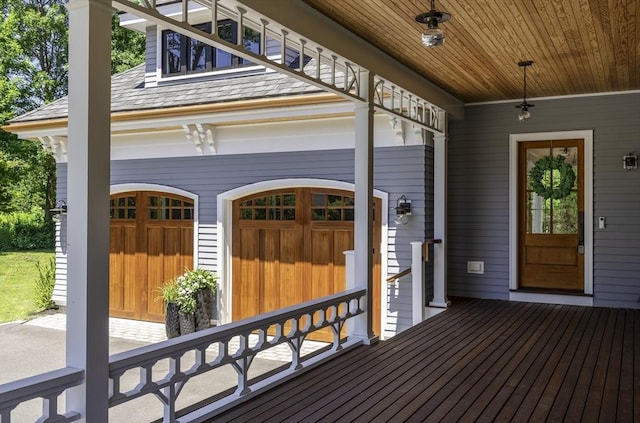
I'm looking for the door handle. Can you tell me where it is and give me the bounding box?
[578,211,585,254]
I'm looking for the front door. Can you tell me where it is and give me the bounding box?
[232,188,381,340]
[518,140,584,290]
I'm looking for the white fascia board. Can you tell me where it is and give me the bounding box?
[238,0,464,118]
[111,101,356,132]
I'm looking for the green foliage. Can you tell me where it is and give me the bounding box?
[0,210,54,251]
[158,278,180,304]
[0,0,145,249]
[0,250,54,322]
[174,268,218,314]
[33,255,56,310]
[112,13,145,75]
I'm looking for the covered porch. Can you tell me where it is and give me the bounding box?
[0,0,638,421]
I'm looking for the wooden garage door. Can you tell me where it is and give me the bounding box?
[109,191,194,322]
[232,188,381,338]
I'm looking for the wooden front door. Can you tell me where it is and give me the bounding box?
[110,191,194,322]
[518,140,584,290]
[232,188,381,339]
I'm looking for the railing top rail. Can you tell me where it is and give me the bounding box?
[0,367,84,405]
[110,288,365,372]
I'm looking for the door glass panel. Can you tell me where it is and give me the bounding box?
[552,192,578,234]
[527,192,550,234]
[526,146,578,235]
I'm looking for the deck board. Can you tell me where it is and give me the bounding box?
[210,298,639,423]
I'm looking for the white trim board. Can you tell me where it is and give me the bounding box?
[216,178,390,338]
[508,130,594,303]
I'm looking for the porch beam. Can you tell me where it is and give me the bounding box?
[65,0,113,421]
[238,0,463,119]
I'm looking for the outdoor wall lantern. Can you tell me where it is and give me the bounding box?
[395,195,412,225]
[50,200,68,216]
[623,153,637,170]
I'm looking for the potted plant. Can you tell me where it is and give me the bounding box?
[176,268,218,331]
[175,273,199,335]
[158,279,181,338]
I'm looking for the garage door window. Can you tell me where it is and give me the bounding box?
[110,195,136,219]
[311,193,355,221]
[148,195,194,220]
[239,193,296,221]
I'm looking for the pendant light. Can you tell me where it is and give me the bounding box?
[415,0,451,47]
[515,60,534,121]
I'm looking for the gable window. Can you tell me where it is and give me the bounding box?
[162,20,260,76]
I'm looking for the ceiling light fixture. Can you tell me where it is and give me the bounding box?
[415,0,451,47]
[515,60,534,121]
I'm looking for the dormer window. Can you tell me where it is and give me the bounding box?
[162,19,260,76]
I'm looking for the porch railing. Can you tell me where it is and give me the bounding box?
[0,367,84,423]
[0,289,366,423]
[109,288,366,422]
[385,239,442,325]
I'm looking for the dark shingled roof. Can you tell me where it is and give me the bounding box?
[10,64,325,123]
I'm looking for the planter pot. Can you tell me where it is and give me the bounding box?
[165,302,181,339]
[195,289,213,331]
[179,311,196,335]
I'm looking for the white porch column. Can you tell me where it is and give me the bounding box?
[410,241,424,325]
[66,0,112,421]
[352,71,378,345]
[343,250,360,337]
[430,132,451,308]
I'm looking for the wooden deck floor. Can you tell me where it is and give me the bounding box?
[212,298,639,422]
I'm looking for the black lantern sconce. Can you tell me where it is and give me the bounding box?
[50,200,68,216]
[395,195,412,225]
[623,153,637,170]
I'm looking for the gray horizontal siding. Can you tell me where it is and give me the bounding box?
[448,92,640,309]
[145,26,157,86]
[56,145,433,335]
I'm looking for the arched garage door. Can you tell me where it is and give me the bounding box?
[109,191,194,322]
[232,188,381,338]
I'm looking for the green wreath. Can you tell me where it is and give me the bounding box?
[528,155,576,199]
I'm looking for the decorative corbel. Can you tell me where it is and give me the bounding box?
[196,124,217,154]
[388,116,406,145]
[183,124,217,154]
[412,125,425,145]
[38,136,68,162]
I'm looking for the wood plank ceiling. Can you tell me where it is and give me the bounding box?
[302,0,639,103]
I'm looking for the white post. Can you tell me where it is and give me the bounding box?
[353,70,378,345]
[430,132,451,308]
[344,250,363,337]
[66,0,112,421]
[411,241,424,325]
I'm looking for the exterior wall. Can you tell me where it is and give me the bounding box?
[448,92,640,309]
[54,145,433,336]
[144,25,157,86]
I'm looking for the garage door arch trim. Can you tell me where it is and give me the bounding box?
[217,178,389,331]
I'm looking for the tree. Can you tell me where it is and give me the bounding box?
[0,0,145,219]
[112,13,145,74]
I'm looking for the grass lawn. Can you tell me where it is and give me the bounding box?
[0,250,55,323]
